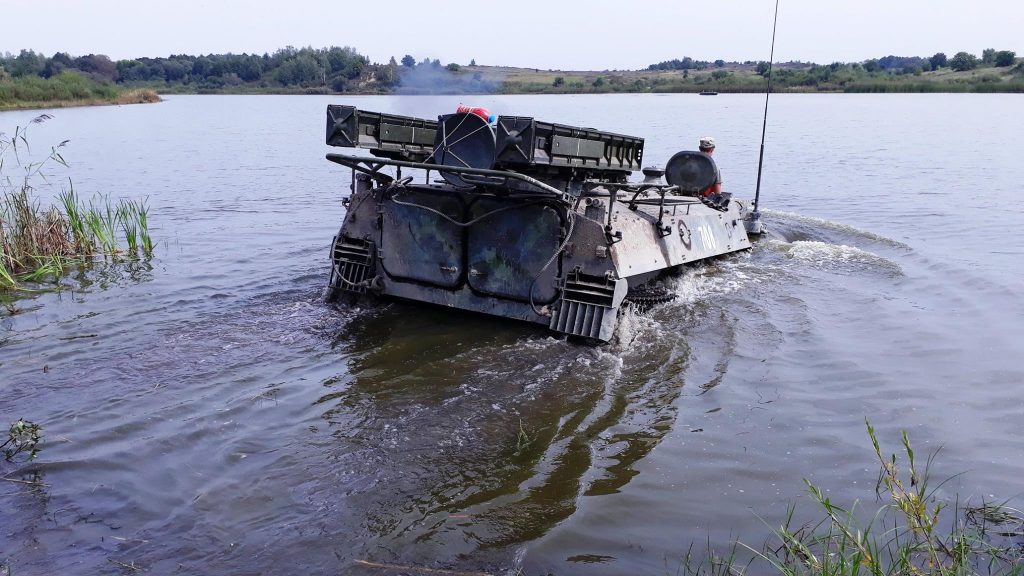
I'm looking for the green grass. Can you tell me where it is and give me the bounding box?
[0,72,159,110]
[681,421,1024,575]
[1,116,154,291]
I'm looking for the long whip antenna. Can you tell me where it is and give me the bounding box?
[752,0,779,217]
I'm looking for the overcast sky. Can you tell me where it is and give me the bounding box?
[4,0,1022,69]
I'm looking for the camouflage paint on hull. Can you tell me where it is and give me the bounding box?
[327,174,752,342]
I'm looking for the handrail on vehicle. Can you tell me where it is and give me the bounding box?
[325,153,570,202]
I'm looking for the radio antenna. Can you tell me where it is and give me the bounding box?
[748,0,779,235]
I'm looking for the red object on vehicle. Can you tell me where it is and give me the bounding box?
[456,105,492,122]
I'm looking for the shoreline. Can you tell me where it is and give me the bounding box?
[0,89,161,112]
[4,85,1020,111]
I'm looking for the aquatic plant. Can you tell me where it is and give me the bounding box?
[513,418,534,457]
[0,115,154,290]
[683,421,1024,575]
[2,419,42,462]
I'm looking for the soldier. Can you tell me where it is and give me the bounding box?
[698,137,722,196]
[699,136,728,207]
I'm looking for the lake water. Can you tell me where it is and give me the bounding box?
[1,94,1023,575]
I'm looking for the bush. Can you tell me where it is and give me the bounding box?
[994,51,1016,67]
[950,52,979,72]
[0,72,118,104]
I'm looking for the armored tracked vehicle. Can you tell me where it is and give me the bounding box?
[323,105,756,342]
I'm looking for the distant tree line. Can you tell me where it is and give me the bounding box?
[647,57,713,71]
[0,47,504,95]
[2,46,1020,97]
[0,46,400,93]
[648,49,1018,78]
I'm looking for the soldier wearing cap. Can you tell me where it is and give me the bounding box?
[698,136,722,199]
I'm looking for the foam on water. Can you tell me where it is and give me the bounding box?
[764,208,911,249]
[783,240,904,277]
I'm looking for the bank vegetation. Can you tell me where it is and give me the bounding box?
[0,116,153,291]
[2,47,1022,103]
[684,421,1024,575]
[0,71,159,111]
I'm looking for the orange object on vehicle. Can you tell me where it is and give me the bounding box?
[456,105,492,122]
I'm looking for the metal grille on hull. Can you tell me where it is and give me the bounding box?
[549,275,618,340]
[550,300,608,339]
[331,236,374,294]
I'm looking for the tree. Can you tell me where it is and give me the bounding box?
[982,48,996,64]
[552,76,564,87]
[929,52,947,70]
[12,50,44,77]
[73,54,118,81]
[325,46,365,79]
[592,76,605,87]
[446,63,460,72]
[469,59,476,66]
[994,50,1016,67]
[755,61,770,75]
[237,56,263,82]
[192,56,214,79]
[949,51,978,71]
[714,59,725,68]
[115,59,145,81]
[376,60,400,88]
[862,59,880,73]
[163,60,188,82]
[401,54,415,67]
[711,70,729,80]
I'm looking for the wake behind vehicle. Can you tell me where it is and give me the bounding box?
[323,105,757,342]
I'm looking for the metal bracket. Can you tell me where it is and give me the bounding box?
[327,153,570,203]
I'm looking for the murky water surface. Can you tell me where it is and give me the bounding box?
[2,94,1023,574]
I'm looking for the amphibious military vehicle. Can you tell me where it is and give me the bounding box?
[323,105,756,342]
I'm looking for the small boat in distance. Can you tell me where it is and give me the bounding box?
[699,90,719,96]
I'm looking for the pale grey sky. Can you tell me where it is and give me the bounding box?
[6,0,1022,69]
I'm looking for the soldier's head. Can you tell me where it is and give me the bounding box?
[699,136,716,155]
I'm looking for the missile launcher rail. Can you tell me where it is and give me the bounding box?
[494,116,644,178]
[326,105,645,182]
[326,105,438,162]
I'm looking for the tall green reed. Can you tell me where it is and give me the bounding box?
[1,115,155,291]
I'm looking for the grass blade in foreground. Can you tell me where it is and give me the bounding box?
[709,420,1024,576]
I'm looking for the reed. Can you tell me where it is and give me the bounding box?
[0,72,160,111]
[683,421,1024,575]
[1,116,155,291]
